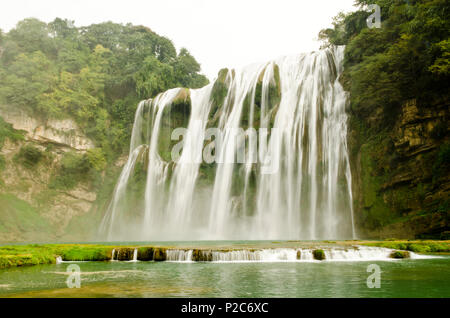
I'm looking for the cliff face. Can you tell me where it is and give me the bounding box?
[0,107,95,151]
[349,99,449,239]
[0,106,107,242]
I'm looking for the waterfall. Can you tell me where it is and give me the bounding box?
[166,249,194,262]
[100,46,355,241]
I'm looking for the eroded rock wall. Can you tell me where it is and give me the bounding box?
[349,99,449,239]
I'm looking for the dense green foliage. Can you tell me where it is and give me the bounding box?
[0,18,209,161]
[320,0,449,119]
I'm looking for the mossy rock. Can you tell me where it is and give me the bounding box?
[116,248,135,261]
[390,250,410,259]
[208,68,230,127]
[296,250,301,260]
[153,247,167,261]
[313,249,326,260]
[137,247,154,261]
[240,63,281,130]
[192,249,212,262]
[158,89,191,162]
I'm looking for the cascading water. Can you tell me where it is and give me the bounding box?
[99,46,355,241]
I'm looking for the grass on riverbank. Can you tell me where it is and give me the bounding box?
[0,244,115,269]
[360,240,450,254]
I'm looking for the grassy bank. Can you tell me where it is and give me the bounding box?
[0,244,114,269]
[360,240,450,254]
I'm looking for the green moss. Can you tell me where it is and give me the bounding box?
[0,245,56,269]
[137,247,154,261]
[363,240,450,253]
[359,138,396,229]
[0,244,118,268]
[0,253,55,268]
[158,89,191,162]
[59,246,113,261]
[209,68,229,127]
[313,249,325,260]
[153,247,167,261]
[249,64,281,130]
[390,250,410,259]
[407,244,431,253]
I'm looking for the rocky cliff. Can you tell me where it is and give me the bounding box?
[0,106,115,242]
[349,99,449,239]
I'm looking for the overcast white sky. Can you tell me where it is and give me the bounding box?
[0,0,357,80]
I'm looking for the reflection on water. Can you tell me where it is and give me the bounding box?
[0,258,449,298]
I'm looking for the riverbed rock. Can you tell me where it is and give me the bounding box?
[313,249,325,260]
[137,247,154,261]
[117,248,135,261]
[390,250,411,259]
[153,247,167,261]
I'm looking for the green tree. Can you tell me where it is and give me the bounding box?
[172,48,209,88]
[7,18,55,56]
[1,18,209,162]
[319,0,450,118]
[0,51,54,111]
[135,55,175,98]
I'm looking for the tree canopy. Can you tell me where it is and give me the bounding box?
[319,0,449,122]
[0,18,209,161]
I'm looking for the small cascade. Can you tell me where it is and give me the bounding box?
[209,249,299,262]
[160,246,413,263]
[56,256,63,264]
[299,249,314,261]
[166,249,193,262]
[323,246,393,261]
[113,248,137,261]
[409,252,439,259]
[95,246,441,263]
